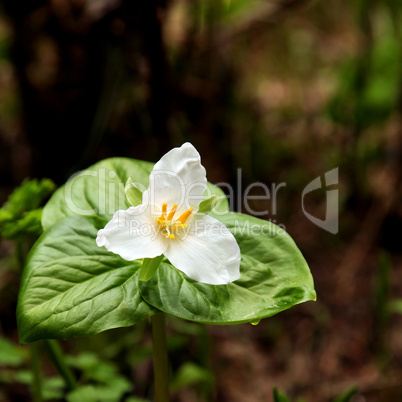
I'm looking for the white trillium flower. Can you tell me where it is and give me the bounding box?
[96,142,241,285]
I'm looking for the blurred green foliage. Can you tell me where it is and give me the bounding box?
[327,34,400,129]
[0,334,140,401]
[170,362,214,393]
[0,179,55,239]
[273,386,292,402]
[66,352,132,401]
[273,385,358,402]
[0,336,27,367]
[333,387,358,402]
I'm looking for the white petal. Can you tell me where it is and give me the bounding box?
[142,143,207,215]
[164,214,241,285]
[96,204,168,261]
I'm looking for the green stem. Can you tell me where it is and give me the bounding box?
[29,343,43,402]
[43,339,76,391]
[151,313,169,402]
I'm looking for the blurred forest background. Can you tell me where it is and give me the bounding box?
[1,0,402,401]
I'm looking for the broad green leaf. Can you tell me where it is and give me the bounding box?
[42,158,229,231]
[42,158,151,231]
[139,212,315,324]
[17,216,155,343]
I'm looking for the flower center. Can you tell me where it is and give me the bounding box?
[157,203,193,239]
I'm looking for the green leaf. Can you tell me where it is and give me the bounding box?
[0,209,44,239]
[67,386,97,402]
[125,177,143,206]
[65,351,131,398]
[205,182,229,213]
[389,299,402,314]
[42,158,151,231]
[197,195,218,214]
[171,362,214,392]
[125,397,149,402]
[273,387,291,402]
[139,255,164,282]
[0,178,55,217]
[0,178,55,238]
[42,158,228,231]
[42,376,65,401]
[67,378,131,402]
[139,212,316,324]
[17,216,155,343]
[0,336,27,367]
[333,386,358,402]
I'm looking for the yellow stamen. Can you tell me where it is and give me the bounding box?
[177,207,193,224]
[158,203,168,221]
[167,204,178,221]
[157,203,192,239]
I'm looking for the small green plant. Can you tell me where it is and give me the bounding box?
[0,178,55,269]
[0,178,55,240]
[273,386,291,402]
